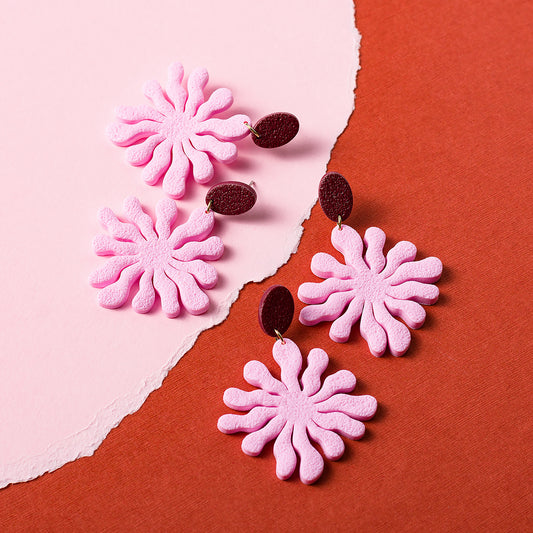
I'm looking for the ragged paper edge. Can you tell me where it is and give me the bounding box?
[0,11,360,490]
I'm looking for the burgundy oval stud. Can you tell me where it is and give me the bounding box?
[205,181,257,215]
[258,285,295,338]
[249,112,299,149]
[318,172,353,223]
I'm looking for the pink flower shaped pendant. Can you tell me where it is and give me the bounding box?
[218,338,377,484]
[107,62,250,198]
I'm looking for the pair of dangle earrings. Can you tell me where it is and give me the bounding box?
[91,62,299,316]
[218,174,443,484]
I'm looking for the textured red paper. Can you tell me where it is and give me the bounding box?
[1,0,531,530]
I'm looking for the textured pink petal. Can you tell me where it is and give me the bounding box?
[331,225,368,272]
[386,280,439,305]
[89,256,138,288]
[115,105,165,124]
[164,267,209,315]
[131,270,155,314]
[299,290,354,326]
[301,348,329,396]
[363,227,386,273]
[195,87,233,122]
[272,339,302,393]
[152,269,180,318]
[166,62,187,112]
[311,370,356,403]
[306,420,345,461]
[380,240,417,278]
[386,256,443,285]
[155,198,178,240]
[97,263,143,309]
[107,120,160,147]
[197,114,251,141]
[373,301,411,357]
[223,388,280,411]
[171,259,218,289]
[310,252,355,280]
[384,296,426,329]
[316,394,377,420]
[217,406,278,434]
[181,138,214,184]
[360,301,387,357]
[97,207,143,243]
[172,236,224,262]
[273,422,297,481]
[168,208,215,249]
[329,296,364,343]
[125,134,164,167]
[313,411,366,440]
[143,79,175,116]
[93,234,138,257]
[161,143,190,199]
[241,416,285,457]
[297,277,354,305]
[123,197,157,241]
[184,67,208,117]
[142,139,172,185]
[292,423,324,485]
[243,361,287,395]
[189,133,237,163]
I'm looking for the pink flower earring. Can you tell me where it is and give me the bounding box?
[218,285,377,484]
[107,62,299,198]
[298,172,443,357]
[90,182,256,317]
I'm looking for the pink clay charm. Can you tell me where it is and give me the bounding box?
[218,338,377,484]
[298,225,443,356]
[107,62,250,198]
[90,196,223,317]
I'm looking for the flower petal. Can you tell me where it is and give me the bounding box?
[223,388,280,411]
[372,301,411,356]
[360,301,387,357]
[384,295,426,329]
[313,411,366,440]
[306,419,345,461]
[162,142,190,199]
[190,133,237,163]
[131,270,155,314]
[310,370,356,403]
[197,114,251,141]
[386,280,439,305]
[184,67,208,117]
[301,348,329,396]
[97,263,143,309]
[241,416,285,457]
[272,339,303,393]
[363,227,386,273]
[217,406,278,434]
[181,137,214,184]
[166,62,187,112]
[292,423,324,485]
[152,269,180,318]
[273,422,297,481]
[329,296,364,343]
[195,87,233,122]
[316,394,377,420]
[125,134,164,167]
[243,360,287,395]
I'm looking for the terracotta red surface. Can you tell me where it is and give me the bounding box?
[1,0,531,530]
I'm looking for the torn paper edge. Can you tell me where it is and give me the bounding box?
[0,11,360,490]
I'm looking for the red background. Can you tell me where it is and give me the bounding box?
[1,0,532,530]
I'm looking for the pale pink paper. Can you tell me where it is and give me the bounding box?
[0,0,359,487]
